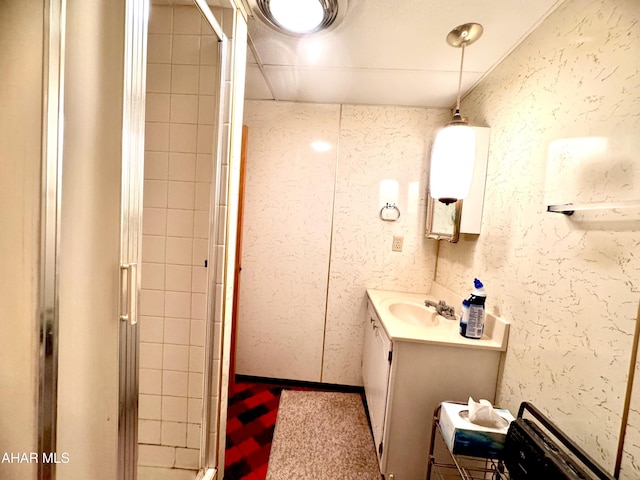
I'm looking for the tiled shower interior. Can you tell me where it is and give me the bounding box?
[138,4,227,472]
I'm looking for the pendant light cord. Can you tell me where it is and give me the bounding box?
[455,43,466,112]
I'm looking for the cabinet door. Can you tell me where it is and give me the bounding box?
[362,304,392,463]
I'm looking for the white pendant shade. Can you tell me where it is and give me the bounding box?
[429,124,476,203]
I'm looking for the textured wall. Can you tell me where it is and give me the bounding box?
[239,102,445,385]
[436,0,640,473]
[322,105,447,385]
[238,102,340,382]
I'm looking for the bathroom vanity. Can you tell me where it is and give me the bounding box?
[363,289,510,480]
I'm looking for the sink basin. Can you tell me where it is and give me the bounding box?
[387,301,440,327]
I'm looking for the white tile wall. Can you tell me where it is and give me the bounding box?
[142,235,166,263]
[144,152,170,180]
[187,398,202,424]
[170,95,198,124]
[172,65,200,94]
[140,316,164,344]
[165,266,192,293]
[161,421,187,447]
[143,180,168,208]
[146,94,171,123]
[162,370,188,397]
[139,420,161,445]
[175,447,199,469]
[140,394,162,420]
[138,445,175,468]
[149,6,172,34]
[164,291,191,318]
[169,153,196,181]
[173,8,201,34]
[162,396,188,422]
[141,262,165,290]
[172,36,201,65]
[140,369,162,395]
[146,64,171,94]
[166,237,193,265]
[140,343,163,369]
[163,344,190,371]
[186,424,201,449]
[143,207,167,236]
[140,290,165,317]
[164,317,191,345]
[140,4,226,470]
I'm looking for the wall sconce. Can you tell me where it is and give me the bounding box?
[252,0,348,35]
[430,23,483,205]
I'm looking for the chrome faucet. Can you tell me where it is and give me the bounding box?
[424,299,457,320]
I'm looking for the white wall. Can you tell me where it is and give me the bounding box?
[0,1,43,478]
[238,102,445,386]
[238,102,340,382]
[436,0,640,475]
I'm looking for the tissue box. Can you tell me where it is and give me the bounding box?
[439,402,515,458]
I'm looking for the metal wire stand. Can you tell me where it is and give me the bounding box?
[426,404,510,480]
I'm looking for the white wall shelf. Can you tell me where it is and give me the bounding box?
[546,200,640,216]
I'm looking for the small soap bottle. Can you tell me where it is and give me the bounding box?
[461,278,486,339]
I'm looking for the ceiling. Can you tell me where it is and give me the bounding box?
[243,0,564,108]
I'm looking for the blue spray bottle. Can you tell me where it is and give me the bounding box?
[460,278,486,339]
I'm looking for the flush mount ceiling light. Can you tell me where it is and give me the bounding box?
[430,23,483,205]
[253,0,348,35]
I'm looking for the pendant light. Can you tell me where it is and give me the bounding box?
[430,23,483,205]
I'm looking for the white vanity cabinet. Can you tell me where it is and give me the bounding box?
[363,293,508,480]
[362,303,392,460]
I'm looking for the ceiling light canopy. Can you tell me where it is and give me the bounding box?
[254,0,347,35]
[430,23,483,205]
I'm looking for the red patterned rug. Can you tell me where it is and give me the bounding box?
[224,379,319,480]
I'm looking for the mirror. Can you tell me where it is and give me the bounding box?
[425,197,462,242]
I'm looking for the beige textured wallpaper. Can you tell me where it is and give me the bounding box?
[436,0,640,475]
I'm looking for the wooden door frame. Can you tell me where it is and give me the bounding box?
[229,125,248,393]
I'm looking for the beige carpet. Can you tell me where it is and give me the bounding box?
[266,390,381,480]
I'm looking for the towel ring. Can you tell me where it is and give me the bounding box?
[379,203,401,222]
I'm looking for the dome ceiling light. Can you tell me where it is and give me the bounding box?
[253,0,348,35]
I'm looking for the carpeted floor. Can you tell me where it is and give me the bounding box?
[224,378,378,480]
[266,391,380,480]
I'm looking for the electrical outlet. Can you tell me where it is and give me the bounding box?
[392,235,403,252]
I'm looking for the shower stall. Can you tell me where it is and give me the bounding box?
[136,2,230,479]
[20,1,247,479]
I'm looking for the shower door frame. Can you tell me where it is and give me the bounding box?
[190,0,229,476]
[37,0,231,477]
[38,0,66,478]
[118,0,149,478]
[123,1,230,478]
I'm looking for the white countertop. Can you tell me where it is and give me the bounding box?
[367,289,509,351]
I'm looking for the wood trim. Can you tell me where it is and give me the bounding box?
[229,125,249,394]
